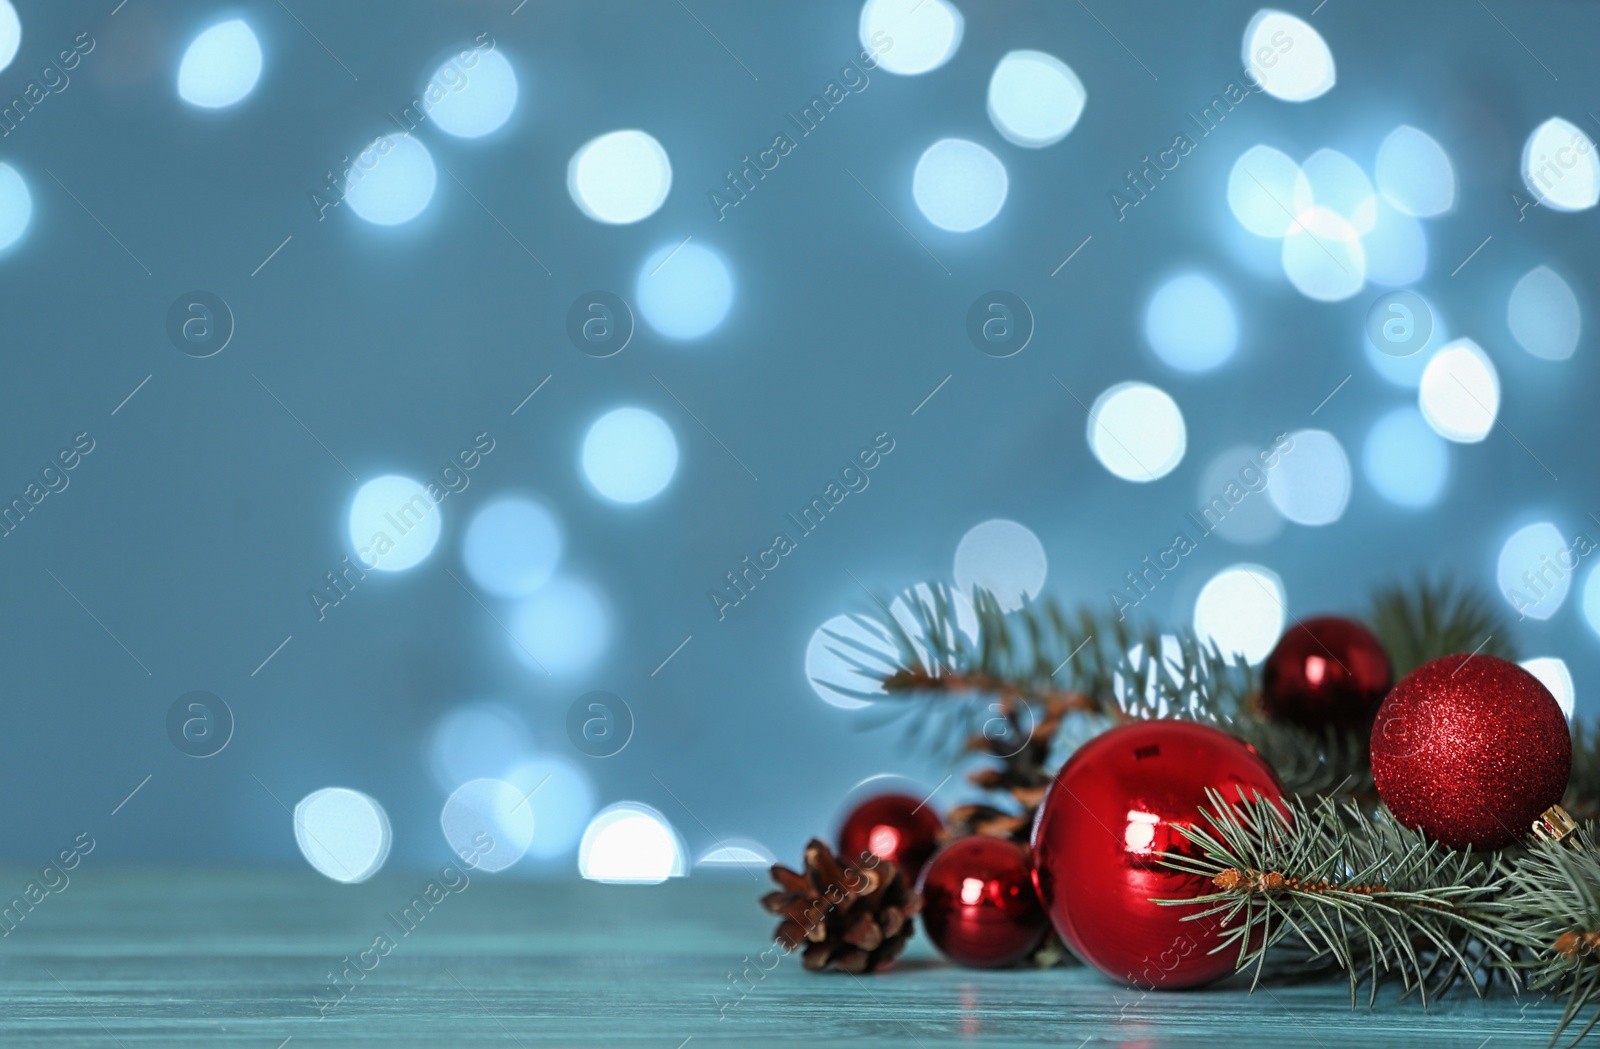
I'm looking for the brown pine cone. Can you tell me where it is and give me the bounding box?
[943,802,1031,843]
[950,691,1082,845]
[944,780,1051,844]
[761,839,922,974]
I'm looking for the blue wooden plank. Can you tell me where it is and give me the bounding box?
[0,869,1564,1047]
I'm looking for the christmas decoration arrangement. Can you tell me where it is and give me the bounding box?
[763,579,1600,1047]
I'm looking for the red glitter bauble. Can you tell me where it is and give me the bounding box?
[918,836,1048,968]
[1032,720,1283,989]
[1371,654,1570,850]
[1260,616,1393,730]
[838,794,943,882]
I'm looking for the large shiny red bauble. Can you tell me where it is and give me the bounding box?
[918,836,1048,968]
[838,794,943,882]
[1032,720,1283,989]
[1260,616,1393,730]
[1371,654,1570,850]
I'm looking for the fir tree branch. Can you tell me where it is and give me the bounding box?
[1157,791,1526,1006]
[1566,721,1600,824]
[820,585,1131,764]
[825,584,1370,799]
[1369,578,1519,679]
[1113,631,1372,798]
[1503,824,1600,1048]
[836,577,1520,805]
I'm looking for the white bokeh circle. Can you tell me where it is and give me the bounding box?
[859,0,963,76]
[348,475,442,572]
[578,802,688,883]
[1497,521,1572,621]
[293,787,392,884]
[1267,429,1351,526]
[1242,9,1335,102]
[1281,206,1365,301]
[506,577,610,675]
[344,134,438,225]
[1507,266,1581,361]
[1419,339,1499,443]
[441,777,535,872]
[1087,382,1187,482]
[1293,149,1376,233]
[806,614,896,710]
[635,241,733,339]
[953,520,1047,612]
[462,496,563,597]
[1144,273,1238,372]
[1193,564,1286,665]
[178,20,264,109]
[569,130,672,224]
[427,48,518,138]
[0,162,31,252]
[913,139,1008,232]
[1375,125,1455,218]
[1522,117,1600,213]
[1229,145,1302,237]
[581,408,678,504]
[0,1,18,76]
[1520,657,1575,719]
[987,50,1086,148]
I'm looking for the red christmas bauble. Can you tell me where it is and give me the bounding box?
[1371,654,1570,850]
[1032,720,1283,989]
[838,794,943,881]
[918,836,1047,968]
[1260,616,1393,730]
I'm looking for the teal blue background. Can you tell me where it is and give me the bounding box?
[0,0,1595,874]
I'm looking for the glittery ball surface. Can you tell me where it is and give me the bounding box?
[1370,654,1570,850]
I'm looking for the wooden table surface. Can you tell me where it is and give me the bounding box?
[0,867,1567,1047]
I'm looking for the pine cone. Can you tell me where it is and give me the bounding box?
[761,839,922,973]
[944,802,1031,843]
[945,781,1052,845]
[1029,929,1072,968]
[948,692,1085,845]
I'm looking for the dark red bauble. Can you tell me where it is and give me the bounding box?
[1260,616,1393,730]
[918,836,1048,968]
[1371,654,1570,850]
[838,794,943,881]
[1032,720,1283,989]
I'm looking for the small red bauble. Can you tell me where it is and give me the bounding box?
[918,836,1048,968]
[1261,616,1393,730]
[1032,720,1283,989]
[1371,654,1570,850]
[838,794,943,882]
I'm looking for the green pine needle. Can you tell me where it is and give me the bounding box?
[1369,577,1519,678]
[1158,791,1524,1006]
[1504,826,1600,1047]
[1566,721,1600,824]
